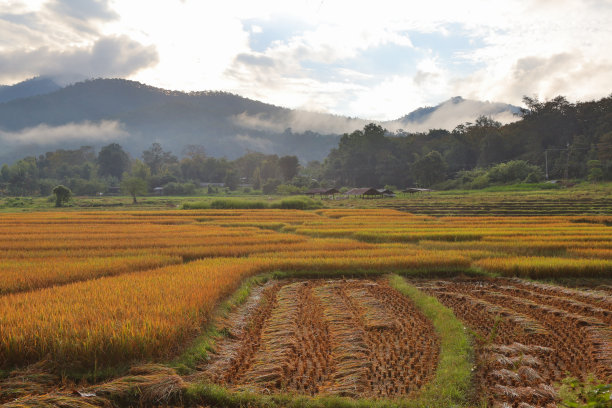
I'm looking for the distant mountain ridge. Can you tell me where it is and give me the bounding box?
[396,96,520,128]
[0,78,520,164]
[0,76,62,103]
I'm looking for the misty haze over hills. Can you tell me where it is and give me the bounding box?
[0,77,520,165]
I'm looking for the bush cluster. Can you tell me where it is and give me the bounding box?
[182,196,322,210]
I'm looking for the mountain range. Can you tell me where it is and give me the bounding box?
[0,77,520,164]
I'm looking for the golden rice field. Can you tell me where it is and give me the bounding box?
[0,209,611,407]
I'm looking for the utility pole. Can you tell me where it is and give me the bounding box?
[564,143,571,181]
[544,148,566,181]
[544,144,588,180]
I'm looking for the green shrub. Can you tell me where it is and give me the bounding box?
[68,178,107,195]
[181,201,211,209]
[183,197,322,210]
[262,179,281,194]
[559,375,611,407]
[2,197,34,208]
[52,185,72,207]
[271,196,322,210]
[524,172,541,183]
[210,198,268,209]
[276,184,306,195]
[163,182,197,195]
[488,160,543,183]
[469,174,490,189]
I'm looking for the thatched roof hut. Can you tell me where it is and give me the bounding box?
[306,188,340,198]
[345,187,383,199]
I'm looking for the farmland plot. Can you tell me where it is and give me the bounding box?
[0,209,611,407]
[202,279,439,398]
[415,277,612,408]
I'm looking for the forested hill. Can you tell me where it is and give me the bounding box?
[323,95,612,188]
[1,94,610,197]
[0,78,518,165]
[0,78,341,164]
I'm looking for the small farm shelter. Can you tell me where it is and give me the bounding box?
[306,188,340,199]
[153,187,164,195]
[377,188,396,197]
[345,187,384,199]
[402,188,433,195]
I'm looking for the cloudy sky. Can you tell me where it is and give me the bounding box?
[1,0,611,120]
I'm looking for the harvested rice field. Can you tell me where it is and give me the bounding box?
[0,208,611,407]
[202,279,439,398]
[415,277,612,408]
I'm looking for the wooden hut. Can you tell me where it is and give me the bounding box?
[306,188,340,199]
[377,188,395,197]
[345,187,383,199]
[402,188,433,196]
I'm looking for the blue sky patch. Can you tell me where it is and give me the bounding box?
[245,17,314,52]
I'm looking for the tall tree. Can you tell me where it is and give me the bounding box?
[52,185,72,207]
[411,151,447,187]
[121,176,147,204]
[278,155,299,181]
[182,144,207,159]
[98,143,129,179]
[6,157,39,195]
[323,123,390,186]
[142,143,177,176]
[224,169,239,190]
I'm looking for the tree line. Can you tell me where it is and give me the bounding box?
[322,95,612,188]
[0,142,302,197]
[1,94,611,198]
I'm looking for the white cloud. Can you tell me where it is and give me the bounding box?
[108,1,251,92]
[1,0,611,120]
[446,0,612,104]
[0,120,129,145]
[394,99,520,132]
[342,56,452,120]
[232,97,520,136]
[216,0,612,117]
[232,110,369,135]
[0,0,158,83]
[0,35,158,82]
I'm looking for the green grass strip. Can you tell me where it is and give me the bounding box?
[387,274,473,408]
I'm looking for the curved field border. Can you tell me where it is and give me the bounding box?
[181,272,473,408]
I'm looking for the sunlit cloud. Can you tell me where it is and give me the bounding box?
[1,0,610,119]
